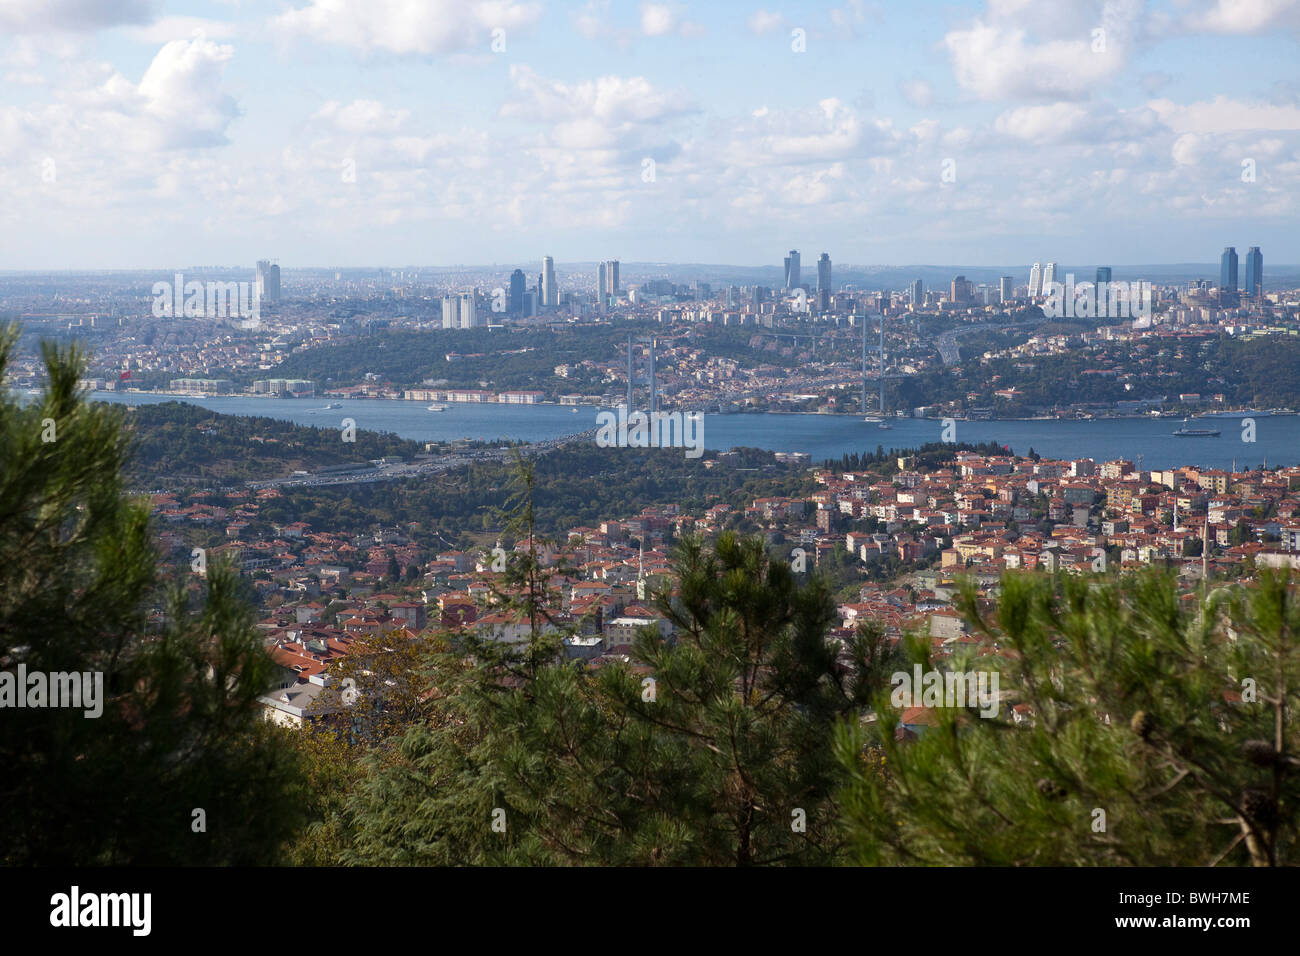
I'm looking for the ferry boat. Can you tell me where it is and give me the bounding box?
[1172,418,1220,437]
[426,404,448,412]
[324,402,342,409]
[862,416,883,423]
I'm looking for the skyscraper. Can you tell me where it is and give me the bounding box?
[441,295,459,329]
[1096,266,1112,285]
[950,275,972,304]
[1245,247,1263,298]
[784,250,801,291]
[607,259,619,299]
[1029,262,1043,297]
[999,276,1013,303]
[459,291,478,328]
[542,256,557,307]
[1220,247,1238,292]
[509,269,526,314]
[1043,262,1058,290]
[910,278,923,310]
[256,260,280,304]
[598,261,608,306]
[817,253,831,292]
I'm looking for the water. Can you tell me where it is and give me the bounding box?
[87,392,1299,471]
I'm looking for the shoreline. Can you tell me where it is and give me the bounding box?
[94,391,1295,424]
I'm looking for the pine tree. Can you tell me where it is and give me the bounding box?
[0,327,306,864]
[343,528,898,865]
[835,569,1300,866]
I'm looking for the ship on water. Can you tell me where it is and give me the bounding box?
[1172,418,1220,437]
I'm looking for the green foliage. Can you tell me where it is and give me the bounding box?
[122,400,424,487]
[0,324,306,864]
[266,443,813,537]
[893,333,1300,414]
[223,322,853,398]
[342,532,896,865]
[828,440,1009,474]
[836,569,1300,866]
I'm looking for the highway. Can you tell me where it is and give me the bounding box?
[246,428,599,490]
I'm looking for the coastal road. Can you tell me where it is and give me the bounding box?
[246,428,599,491]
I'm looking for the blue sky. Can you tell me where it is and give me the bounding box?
[2,0,1299,269]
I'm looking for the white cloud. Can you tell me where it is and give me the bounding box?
[501,65,696,127]
[132,34,240,147]
[0,0,155,33]
[314,99,411,136]
[719,97,896,167]
[898,77,934,108]
[640,2,676,35]
[274,0,541,56]
[829,0,876,36]
[747,10,786,34]
[943,0,1142,101]
[4,71,46,87]
[574,0,610,39]
[638,2,702,38]
[1149,95,1300,132]
[1184,0,1300,34]
[993,101,1159,143]
[121,17,239,44]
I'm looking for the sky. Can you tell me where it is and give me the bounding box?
[2,0,1299,270]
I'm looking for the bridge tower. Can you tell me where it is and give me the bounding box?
[626,334,658,414]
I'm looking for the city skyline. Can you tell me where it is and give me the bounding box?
[2,1,1299,269]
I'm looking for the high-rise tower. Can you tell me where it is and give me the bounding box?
[542,256,557,306]
[256,260,281,304]
[1244,247,1262,299]
[509,269,525,314]
[817,253,831,292]
[1220,247,1238,292]
[784,250,801,291]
